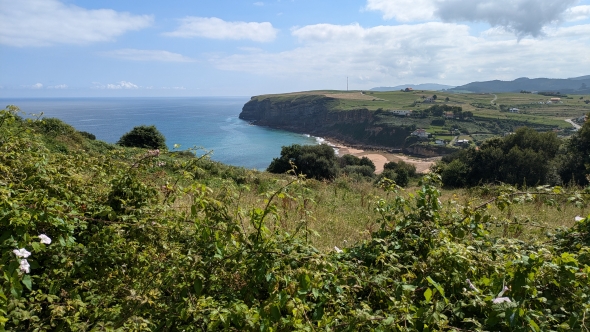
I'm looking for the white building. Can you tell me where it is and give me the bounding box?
[411,129,429,139]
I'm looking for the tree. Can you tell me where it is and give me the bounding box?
[432,95,438,100]
[117,125,167,150]
[267,144,338,180]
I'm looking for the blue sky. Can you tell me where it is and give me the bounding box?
[1,0,590,97]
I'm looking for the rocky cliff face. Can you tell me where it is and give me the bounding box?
[239,95,374,132]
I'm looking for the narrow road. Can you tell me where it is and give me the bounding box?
[491,94,497,106]
[566,118,582,130]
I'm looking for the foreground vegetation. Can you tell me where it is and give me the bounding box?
[2,106,590,331]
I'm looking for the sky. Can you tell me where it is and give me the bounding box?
[1,0,590,97]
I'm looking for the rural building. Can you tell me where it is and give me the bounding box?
[444,112,455,119]
[509,108,520,113]
[455,139,470,146]
[404,87,414,92]
[390,110,413,116]
[435,139,446,145]
[550,98,561,102]
[411,129,429,139]
[423,98,434,103]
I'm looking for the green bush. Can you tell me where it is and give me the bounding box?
[268,144,339,180]
[438,127,561,187]
[117,125,167,150]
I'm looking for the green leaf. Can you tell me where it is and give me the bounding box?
[193,278,203,296]
[22,275,32,291]
[426,276,448,304]
[424,288,433,302]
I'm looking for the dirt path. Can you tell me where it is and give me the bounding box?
[491,94,497,105]
[566,119,581,130]
[334,143,437,174]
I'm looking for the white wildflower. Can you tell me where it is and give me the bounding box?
[13,248,31,258]
[497,285,509,298]
[19,259,30,273]
[39,234,52,245]
[334,246,343,253]
[466,279,479,292]
[147,149,160,157]
[492,285,511,303]
[575,216,585,222]
[492,297,511,304]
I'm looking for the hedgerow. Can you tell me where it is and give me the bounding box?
[1,106,589,331]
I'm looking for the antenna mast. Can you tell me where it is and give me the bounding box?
[347,76,348,91]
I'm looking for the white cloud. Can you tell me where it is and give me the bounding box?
[365,0,436,22]
[366,0,580,38]
[211,22,590,87]
[254,2,264,6]
[0,0,153,47]
[48,84,68,89]
[103,49,196,62]
[92,81,139,89]
[565,5,590,21]
[163,17,278,42]
[107,81,139,89]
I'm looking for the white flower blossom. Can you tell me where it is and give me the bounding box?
[19,259,30,273]
[493,297,512,304]
[575,216,585,222]
[334,246,343,253]
[39,234,52,245]
[147,149,160,157]
[492,285,511,303]
[13,248,31,258]
[466,279,479,292]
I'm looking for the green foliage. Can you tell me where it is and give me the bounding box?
[117,125,167,150]
[438,127,562,187]
[268,144,339,180]
[559,117,590,186]
[2,106,590,331]
[78,131,96,140]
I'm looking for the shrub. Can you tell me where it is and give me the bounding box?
[341,165,375,178]
[117,125,167,150]
[78,131,96,140]
[268,144,338,180]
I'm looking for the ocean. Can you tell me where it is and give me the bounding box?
[0,97,320,170]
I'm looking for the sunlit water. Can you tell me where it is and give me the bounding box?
[1,97,321,170]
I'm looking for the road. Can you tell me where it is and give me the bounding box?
[491,94,497,106]
[566,119,582,130]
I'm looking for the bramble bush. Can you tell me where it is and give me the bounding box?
[1,106,589,331]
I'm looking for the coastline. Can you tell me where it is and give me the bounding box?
[308,135,438,174]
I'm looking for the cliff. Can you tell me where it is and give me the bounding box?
[239,94,411,149]
[239,95,373,131]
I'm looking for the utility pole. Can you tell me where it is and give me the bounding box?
[347,77,348,91]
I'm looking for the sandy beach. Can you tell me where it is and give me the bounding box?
[330,141,438,174]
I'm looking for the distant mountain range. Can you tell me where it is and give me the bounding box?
[370,83,455,92]
[449,76,590,94]
[371,76,590,94]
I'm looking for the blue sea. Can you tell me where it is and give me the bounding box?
[0,97,320,170]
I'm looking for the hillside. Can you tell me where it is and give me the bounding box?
[450,76,590,94]
[240,90,590,156]
[3,104,590,330]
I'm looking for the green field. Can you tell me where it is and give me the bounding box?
[252,90,590,148]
